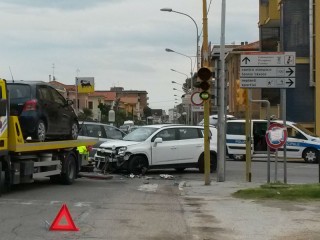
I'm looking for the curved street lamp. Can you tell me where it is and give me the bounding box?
[170,69,189,79]
[165,48,193,78]
[161,8,199,70]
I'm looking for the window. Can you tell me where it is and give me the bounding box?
[85,124,104,138]
[155,129,176,141]
[104,126,124,139]
[88,101,93,110]
[8,84,31,99]
[227,122,245,135]
[178,128,199,140]
[287,126,307,140]
[38,86,52,101]
[49,87,66,105]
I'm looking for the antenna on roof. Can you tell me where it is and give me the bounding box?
[9,66,14,82]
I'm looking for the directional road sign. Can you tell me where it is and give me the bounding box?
[240,52,296,89]
[241,52,295,67]
[240,67,295,78]
[241,78,295,88]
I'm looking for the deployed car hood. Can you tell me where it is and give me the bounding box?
[99,140,141,148]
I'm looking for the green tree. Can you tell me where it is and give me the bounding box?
[143,106,152,118]
[78,108,93,121]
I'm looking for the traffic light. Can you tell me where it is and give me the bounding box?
[193,67,212,100]
[236,79,247,105]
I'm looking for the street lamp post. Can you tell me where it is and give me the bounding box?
[161,8,199,70]
[165,48,193,79]
[171,69,189,79]
[166,48,194,125]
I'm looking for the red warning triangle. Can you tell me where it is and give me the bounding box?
[49,204,79,231]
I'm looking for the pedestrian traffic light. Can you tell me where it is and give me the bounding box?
[193,67,212,92]
[235,79,247,105]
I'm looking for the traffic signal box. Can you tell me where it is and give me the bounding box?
[236,79,247,105]
[193,67,212,101]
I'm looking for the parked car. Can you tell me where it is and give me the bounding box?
[198,114,237,127]
[78,121,126,160]
[7,80,79,141]
[94,124,218,174]
[226,119,320,163]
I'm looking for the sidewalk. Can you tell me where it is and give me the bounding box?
[179,180,320,240]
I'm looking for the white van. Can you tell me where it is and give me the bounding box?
[226,119,320,163]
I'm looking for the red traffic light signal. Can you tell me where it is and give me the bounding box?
[198,67,212,81]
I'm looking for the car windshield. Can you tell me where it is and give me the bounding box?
[123,127,158,142]
[293,123,318,137]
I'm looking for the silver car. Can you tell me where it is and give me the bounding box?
[78,121,126,160]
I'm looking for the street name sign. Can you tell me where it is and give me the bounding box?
[240,52,296,89]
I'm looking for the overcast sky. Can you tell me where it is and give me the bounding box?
[0,0,259,112]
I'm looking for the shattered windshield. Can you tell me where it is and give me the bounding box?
[123,127,158,142]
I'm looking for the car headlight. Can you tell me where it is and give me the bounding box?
[118,146,127,156]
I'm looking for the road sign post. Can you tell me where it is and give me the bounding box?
[265,123,288,182]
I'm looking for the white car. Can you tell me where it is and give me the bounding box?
[94,124,217,174]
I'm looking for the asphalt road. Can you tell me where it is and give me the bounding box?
[0,159,318,240]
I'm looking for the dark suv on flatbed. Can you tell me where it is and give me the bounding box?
[7,81,79,141]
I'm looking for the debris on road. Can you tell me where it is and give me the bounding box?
[160,174,174,180]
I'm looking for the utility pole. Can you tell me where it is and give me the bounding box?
[217,0,226,182]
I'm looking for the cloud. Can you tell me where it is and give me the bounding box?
[0,0,259,112]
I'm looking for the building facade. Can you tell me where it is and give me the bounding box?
[259,0,319,133]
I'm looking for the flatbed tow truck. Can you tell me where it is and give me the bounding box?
[0,79,98,194]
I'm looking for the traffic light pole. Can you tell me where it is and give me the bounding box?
[202,0,211,185]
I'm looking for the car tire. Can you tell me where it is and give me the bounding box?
[128,155,148,175]
[33,120,46,142]
[303,148,319,163]
[175,168,185,172]
[69,121,79,140]
[198,153,217,173]
[61,154,76,185]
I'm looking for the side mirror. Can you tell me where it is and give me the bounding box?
[153,137,163,147]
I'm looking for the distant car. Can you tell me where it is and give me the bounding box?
[198,114,237,127]
[94,124,218,174]
[78,121,126,160]
[7,81,79,141]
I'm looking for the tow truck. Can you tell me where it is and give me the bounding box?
[0,79,98,194]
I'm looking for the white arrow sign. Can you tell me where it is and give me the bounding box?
[241,52,296,66]
[240,67,295,78]
[241,78,295,88]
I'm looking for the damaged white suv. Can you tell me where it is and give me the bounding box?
[94,124,217,174]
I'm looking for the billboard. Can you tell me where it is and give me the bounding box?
[76,77,94,93]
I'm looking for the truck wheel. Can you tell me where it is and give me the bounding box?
[33,120,46,142]
[68,121,79,140]
[61,154,76,185]
[198,153,217,173]
[128,156,148,175]
[303,148,319,163]
[0,162,9,196]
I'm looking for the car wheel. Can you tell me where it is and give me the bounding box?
[303,148,319,163]
[128,156,148,175]
[175,168,185,172]
[61,154,76,185]
[33,120,46,141]
[69,121,79,140]
[198,153,217,173]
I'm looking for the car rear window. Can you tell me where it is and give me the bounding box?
[7,84,31,99]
